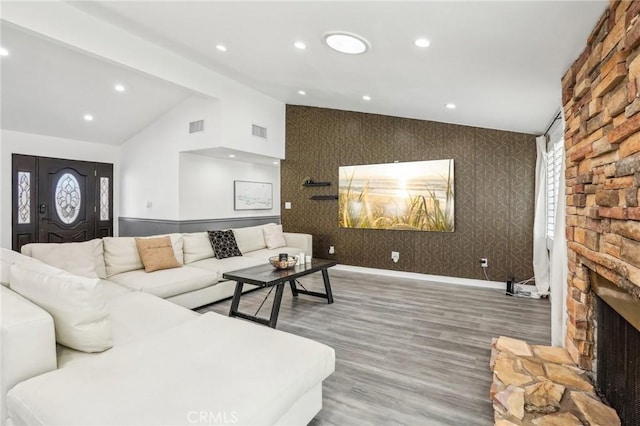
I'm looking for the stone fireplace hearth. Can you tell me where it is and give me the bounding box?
[489,336,620,425]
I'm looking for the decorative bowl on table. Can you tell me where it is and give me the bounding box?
[269,256,298,270]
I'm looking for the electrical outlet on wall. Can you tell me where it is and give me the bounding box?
[391,251,399,263]
[480,258,488,268]
[329,245,335,254]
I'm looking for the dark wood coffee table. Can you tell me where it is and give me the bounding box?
[222,258,336,328]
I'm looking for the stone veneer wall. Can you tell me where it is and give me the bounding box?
[562,0,640,370]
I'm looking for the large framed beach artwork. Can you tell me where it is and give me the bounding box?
[338,159,454,232]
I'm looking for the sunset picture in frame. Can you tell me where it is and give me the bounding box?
[339,159,454,232]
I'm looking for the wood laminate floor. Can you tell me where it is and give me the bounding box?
[196,269,551,426]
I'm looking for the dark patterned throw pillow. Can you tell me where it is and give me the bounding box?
[208,230,242,259]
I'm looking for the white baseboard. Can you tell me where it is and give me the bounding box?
[333,264,506,290]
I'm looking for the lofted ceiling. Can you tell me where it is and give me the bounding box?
[1,1,608,144]
[0,23,195,145]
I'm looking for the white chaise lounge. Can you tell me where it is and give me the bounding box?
[0,226,334,426]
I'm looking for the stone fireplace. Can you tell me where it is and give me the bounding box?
[562,1,640,424]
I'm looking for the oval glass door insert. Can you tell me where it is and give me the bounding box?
[55,173,81,224]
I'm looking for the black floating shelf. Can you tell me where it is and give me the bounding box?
[302,182,331,187]
[310,195,339,200]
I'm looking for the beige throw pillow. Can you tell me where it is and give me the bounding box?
[263,224,287,249]
[103,234,184,277]
[135,236,181,273]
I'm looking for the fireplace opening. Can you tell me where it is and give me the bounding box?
[591,271,640,426]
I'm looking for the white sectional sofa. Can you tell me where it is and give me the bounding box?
[21,223,312,309]
[0,224,334,426]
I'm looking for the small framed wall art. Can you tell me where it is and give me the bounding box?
[234,180,273,210]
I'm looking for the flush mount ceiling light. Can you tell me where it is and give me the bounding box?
[294,41,306,50]
[298,90,306,95]
[362,95,371,101]
[414,38,430,48]
[83,114,94,121]
[0,47,8,56]
[445,103,456,109]
[216,44,227,52]
[228,154,236,158]
[324,32,369,55]
[114,84,125,92]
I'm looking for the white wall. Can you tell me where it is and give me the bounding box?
[120,96,219,220]
[121,95,281,221]
[2,2,286,160]
[219,89,285,159]
[179,153,280,220]
[0,130,120,248]
[3,2,287,225]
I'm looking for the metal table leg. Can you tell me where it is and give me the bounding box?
[289,278,299,296]
[268,283,285,328]
[229,281,244,318]
[322,268,334,304]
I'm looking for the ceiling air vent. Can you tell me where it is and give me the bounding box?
[252,124,268,139]
[189,120,204,133]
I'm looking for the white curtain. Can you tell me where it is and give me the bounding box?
[547,116,568,347]
[550,152,567,346]
[533,136,550,296]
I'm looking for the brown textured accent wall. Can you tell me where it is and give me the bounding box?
[281,105,536,282]
[562,1,640,369]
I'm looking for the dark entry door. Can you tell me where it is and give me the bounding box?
[38,157,96,243]
[12,154,113,251]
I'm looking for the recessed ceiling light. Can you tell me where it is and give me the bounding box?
[298,90,306,95]
[0,47,8,57]
[362,95,371,101]
[216,44,227,52]
[445,103,456,109]
[414,38,430,48]
[273,161,279,165]
[228,154,236,158]
[114,84,125,92]
[83,114,94,121]
[324,32,369,55]
[294,41,306,50]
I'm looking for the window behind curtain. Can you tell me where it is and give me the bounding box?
[546,132,564,245]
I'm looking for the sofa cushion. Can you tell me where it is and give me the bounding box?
[244,246,308,263]
[208,230,242,259]
[183,232,215,264]
[7,312,335,426]
[263,224,287,249]
[9,262,113,353]
[57,292,198,368]
[23,239,107,279]
[135,236,181,273]
[103,234,184,277]
[232,223,275,253]
[100,280,131,301]
[0,248,34,287]
[1,286,57,423]
[108,266,219,299]
[189,255,265,276]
